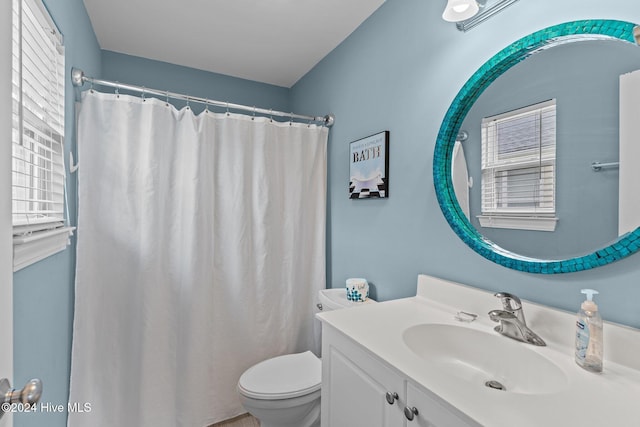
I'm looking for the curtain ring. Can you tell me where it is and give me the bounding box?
[289,112,293,126]
[89,80,94,93]
[141,86,146,102]
[186,97,190,110]
[205,99,209,113]
[165,91,170,107]
[269,108,273,123]
[226,102,230,116]
[115,82,120,98]
[252,106,256,120]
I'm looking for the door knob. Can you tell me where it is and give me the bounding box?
[0,378,43,418]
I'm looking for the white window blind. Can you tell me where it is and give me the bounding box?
[12,0,73,271]
[479,99,557,231]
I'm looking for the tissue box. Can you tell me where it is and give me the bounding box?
[346,278,369,302]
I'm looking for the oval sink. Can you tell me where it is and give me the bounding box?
[402,324,569,395]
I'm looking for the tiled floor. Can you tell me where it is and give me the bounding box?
[211,413,260,427]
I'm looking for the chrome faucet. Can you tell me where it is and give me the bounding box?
[489,292,546,346]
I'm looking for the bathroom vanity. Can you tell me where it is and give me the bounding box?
[320,319,478,427]
[317,275,640,427]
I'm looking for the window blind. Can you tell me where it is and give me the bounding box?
[481,99,556,216]
[12,0,72,270]
[12,0,65,232]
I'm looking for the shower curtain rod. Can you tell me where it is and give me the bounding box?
[71,68,335,127]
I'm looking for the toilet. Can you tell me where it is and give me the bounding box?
[237,288,376,427]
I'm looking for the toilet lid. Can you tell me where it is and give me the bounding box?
[238,351,321,400]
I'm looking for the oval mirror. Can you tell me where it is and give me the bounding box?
[434,20,640,273]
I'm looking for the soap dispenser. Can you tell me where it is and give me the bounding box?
[575,289,603,373]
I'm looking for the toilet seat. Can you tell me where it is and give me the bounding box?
[238,351,321,400]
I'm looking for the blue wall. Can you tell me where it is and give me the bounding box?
[101,50,291,115]
[291,0,640,328]
[13,1,101,427]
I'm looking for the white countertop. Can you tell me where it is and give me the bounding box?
[317,274,640,427]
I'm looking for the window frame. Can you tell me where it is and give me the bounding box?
[12,0,74,271]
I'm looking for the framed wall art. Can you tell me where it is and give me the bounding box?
[349,131,389,199]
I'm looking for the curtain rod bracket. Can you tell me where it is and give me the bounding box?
[324,114,335,127]
[71,67,85,87]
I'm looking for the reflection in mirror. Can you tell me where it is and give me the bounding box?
[455,39,640,259]
[434,20,640,273]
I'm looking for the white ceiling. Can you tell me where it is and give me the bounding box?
[83,0,386,88]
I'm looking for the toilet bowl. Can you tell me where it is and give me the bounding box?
[237,288,376,427]
[238,351,321,427]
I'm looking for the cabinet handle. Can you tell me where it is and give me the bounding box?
[385,391,398,405]
[404,406,419,421]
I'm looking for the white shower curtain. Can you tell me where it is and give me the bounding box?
[68,91,328,427]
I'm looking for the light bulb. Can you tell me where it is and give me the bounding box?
[442,0,479,22]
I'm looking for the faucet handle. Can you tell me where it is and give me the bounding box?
[494,292,522,311]
[488,309,517,323]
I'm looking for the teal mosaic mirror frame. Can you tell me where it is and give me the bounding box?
[434,20,640,274]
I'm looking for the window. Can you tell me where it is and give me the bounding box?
[478,99,558,231]
[12,0,73,271]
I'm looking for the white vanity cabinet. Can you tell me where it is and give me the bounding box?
[321,324,405,427]
[321,324,478,427]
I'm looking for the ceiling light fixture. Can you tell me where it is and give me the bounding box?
[442,0,480,22]
[453,0,521,32]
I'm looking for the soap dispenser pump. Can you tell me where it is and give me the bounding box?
[575,289,603,373]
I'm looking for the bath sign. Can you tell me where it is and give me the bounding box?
[349,131,389,199]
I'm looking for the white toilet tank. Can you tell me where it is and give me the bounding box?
[313,288,376,354]
[317,288,376,312]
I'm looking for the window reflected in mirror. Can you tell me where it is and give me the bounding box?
[479,99,557,232]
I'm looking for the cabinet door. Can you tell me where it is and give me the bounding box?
[322,327,404,427]
[404,382,480,427]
